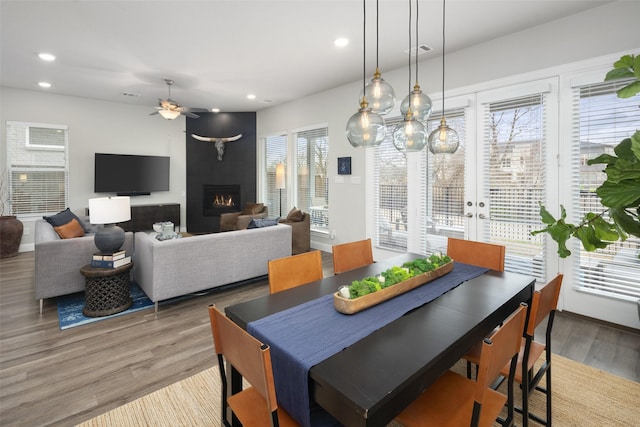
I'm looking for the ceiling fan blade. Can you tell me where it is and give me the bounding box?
[149,111,159,116]
[184,107,209,113]
[182,111,200,119]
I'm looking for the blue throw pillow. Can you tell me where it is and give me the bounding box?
[247,218,280,229]
[43,208,90,232]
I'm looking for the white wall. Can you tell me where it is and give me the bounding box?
[256,0,640,258]
[0,88,187,250]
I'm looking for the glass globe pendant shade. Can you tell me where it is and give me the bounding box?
[361,67,396,115]
[427,117,459,154]
[400,83,433,122]
[346,98,387,148]
[392,109,427,152]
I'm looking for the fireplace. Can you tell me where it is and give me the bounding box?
[203,184,241,216]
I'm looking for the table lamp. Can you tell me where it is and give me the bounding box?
[89,196,131,253]
[275,163,286,217]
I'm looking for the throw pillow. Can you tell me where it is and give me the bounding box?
[242,202,264,215]
[247,218,279,229]
[44,208,91,234]
[286,207,304,222]
[53,218,85,239]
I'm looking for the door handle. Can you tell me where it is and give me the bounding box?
[478,213,487,219]
[465,213,473,218]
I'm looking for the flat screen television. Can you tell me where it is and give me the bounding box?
[94,153,170,196]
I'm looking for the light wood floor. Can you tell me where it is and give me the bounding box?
[1,251,638,427]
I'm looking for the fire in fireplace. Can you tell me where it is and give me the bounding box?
[203,184,241,216]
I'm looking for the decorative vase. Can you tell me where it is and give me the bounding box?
[0,215,24,258]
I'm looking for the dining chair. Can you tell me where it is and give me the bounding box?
[446,237,505,272]
[464,274,563,427]
[331,238,374,274]
[208,304,300,427]
[268,250,323,294]
[394,303,528,427]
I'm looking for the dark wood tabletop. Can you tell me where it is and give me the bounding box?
[225,253,535,427]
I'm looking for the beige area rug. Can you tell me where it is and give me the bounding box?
[78,354,640,426]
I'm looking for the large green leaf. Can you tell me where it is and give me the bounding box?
[575,225,608,252]
[613,137,635,161]
[631,131,640,161]
[538,203,557,225]
[587,153,618,166]
[618,80,640,98]
[611,207,640,238]
[588,213,620,241]
[596,180,640,207]
[604,159,640,183]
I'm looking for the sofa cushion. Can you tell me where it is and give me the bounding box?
[247,218,279,229]
[242,202,264,215]
[44,208,90,234]
[53,218,85,239]
[286,207,304,222]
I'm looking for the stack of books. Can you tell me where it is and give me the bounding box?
[91,250,131,268]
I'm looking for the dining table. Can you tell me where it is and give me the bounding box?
[225,252,536,427]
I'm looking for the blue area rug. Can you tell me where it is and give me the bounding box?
[57,282,154,330]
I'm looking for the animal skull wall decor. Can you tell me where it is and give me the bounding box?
[191,133,243,161]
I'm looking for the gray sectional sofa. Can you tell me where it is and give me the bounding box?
[34,218,135,313]
[35,217,291,314]
[134,223,291,311]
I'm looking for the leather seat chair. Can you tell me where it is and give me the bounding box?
[220,203,268,231]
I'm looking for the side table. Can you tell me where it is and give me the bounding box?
[80,262,134,317]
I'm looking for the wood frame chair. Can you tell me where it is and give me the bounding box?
[208,304,299,427]
[394,303,528,427]
[331,238,374,274]
[268,250,323,294]
[447,237,506,272]
[463,274,563,427]
[506,273,563,427]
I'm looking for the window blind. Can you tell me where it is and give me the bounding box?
[571,79,640,301]
[6,121,69,217]
[482,94,547,280]
[374,116,407,251]
[294,127,329,231]
[265,134,288,215]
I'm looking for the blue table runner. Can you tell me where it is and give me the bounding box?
[247,262,488,427]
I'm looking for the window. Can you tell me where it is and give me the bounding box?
[374,116,407,251]
[481,94,548,280]
[6,121,69,217]
[422,108,466,254]
[264,133,288,217]
[294,126,329,232]
[571,79,640,301]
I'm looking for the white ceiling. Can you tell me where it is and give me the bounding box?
[1,0,612,113]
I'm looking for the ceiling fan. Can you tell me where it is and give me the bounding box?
[150,79,207,120]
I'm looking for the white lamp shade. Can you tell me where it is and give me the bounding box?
[159,109,180,120]
[89,196,131,224]
[275,163,286,189]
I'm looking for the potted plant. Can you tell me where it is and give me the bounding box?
[0,169,24,258]
[533,54,640,257]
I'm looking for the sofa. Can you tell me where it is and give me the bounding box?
[279,211,311,254]
[34,217,135,313]
[219,203,269,231]
[134,223,291,311]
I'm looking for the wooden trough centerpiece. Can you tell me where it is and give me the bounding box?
[333,255,454,315]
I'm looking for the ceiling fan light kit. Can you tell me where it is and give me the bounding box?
[151,79,205,120]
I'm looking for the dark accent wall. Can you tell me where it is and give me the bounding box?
[186,112,257,232]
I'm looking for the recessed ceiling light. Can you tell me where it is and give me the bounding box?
[247,94,256,100]
[121,91,141,97]
[334,38,349,47]
[211,108,220,113]
[38,52,56,61]
[38,82,51,88]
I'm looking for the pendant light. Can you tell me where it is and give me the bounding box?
[393,0,427,152]
[428,0,459,154]
[399,0,432,122]
[361,0,395,115]
[346,0,386,148]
